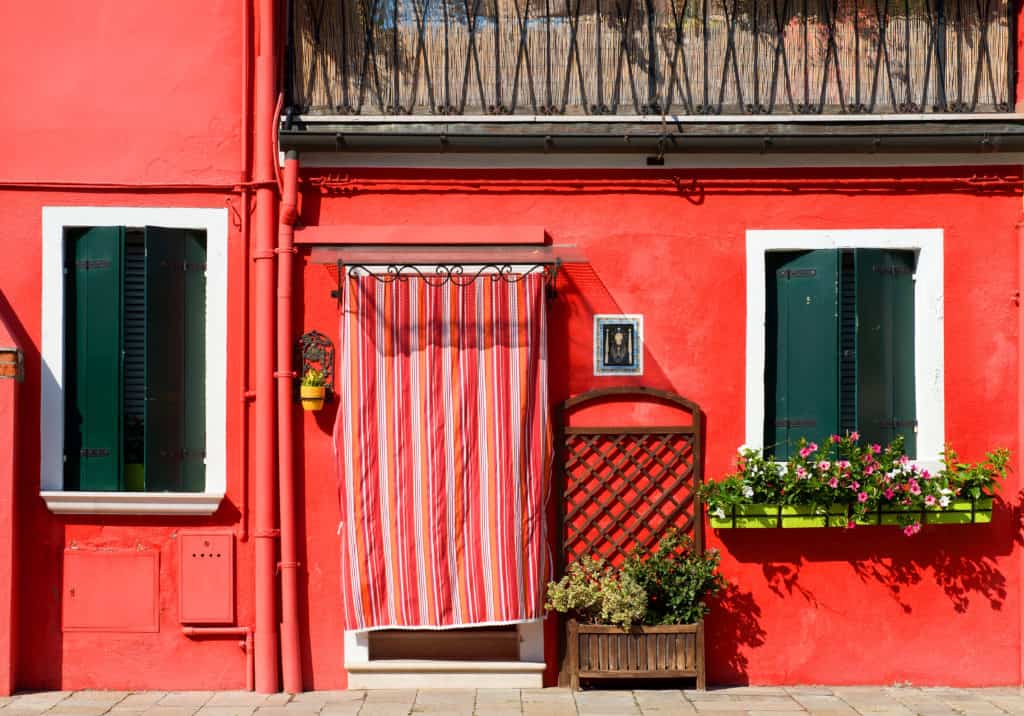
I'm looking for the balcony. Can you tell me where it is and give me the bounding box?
[282,0,1024,153]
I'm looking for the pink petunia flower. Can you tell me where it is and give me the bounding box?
[828,477,839,488]
[850,431,860,441]
[884,488,895,500]
[831,434,841,443]
[908,481,922,496]
[799,447,813,458]
[857,492,868,503]
[807,442,818,452]
[818,461,831,471]
[903,523,920,536]
[872,444,882,454]
[850,481,860,490]
[921,469,931,479]
[838,460,851,469]
[924,495,936,506]
[847,520,856,529]
[865,465,875,475]
[796,467,807,479]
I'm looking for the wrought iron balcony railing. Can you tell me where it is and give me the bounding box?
[286,0,1015,117]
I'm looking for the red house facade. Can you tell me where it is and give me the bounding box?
[1,0,1024,694]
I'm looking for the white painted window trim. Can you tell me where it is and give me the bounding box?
[40,206,228,516]
[745,229,944,472]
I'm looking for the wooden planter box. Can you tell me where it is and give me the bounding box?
[565,619,704,690]
[709,497,994,529]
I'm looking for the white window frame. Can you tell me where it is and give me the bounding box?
[40,207,228,515]
[745,229,944,471]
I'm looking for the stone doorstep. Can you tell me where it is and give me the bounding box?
[346,661,544,690]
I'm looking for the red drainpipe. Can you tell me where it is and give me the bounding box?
[252,0,280,694]
[1017,217,1024,686]
[276,152,302,693]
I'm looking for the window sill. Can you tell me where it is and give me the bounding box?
[40,491,224,516]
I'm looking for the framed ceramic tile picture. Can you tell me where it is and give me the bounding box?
[594,315,643,376]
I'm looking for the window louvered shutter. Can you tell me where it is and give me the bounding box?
[765,250,840,460]
[144,227,206,492]
[855,249,917,455]
[65,227,124,491]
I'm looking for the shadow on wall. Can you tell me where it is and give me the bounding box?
[716,493,1023,616]
[548,261,678,405]
[705,584,766,685]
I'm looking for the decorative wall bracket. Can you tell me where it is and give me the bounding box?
[294,331,335,403]
[330,260,561,307]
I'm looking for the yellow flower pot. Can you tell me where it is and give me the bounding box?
[300,385,326,411]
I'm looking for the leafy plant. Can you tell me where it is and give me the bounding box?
[545,530,726,627]
[544,556,646,628]
[624,529,726,625]
[700,433,1011,535]
[301,368,326,388]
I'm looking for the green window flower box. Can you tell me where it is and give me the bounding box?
[710,504,847,528]
[710,497,992,529]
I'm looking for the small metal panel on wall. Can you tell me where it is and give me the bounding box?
[294,330,335,403]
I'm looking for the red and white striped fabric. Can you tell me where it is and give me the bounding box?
[334,272,550,630]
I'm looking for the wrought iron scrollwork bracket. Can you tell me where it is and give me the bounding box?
[294,330,335,403]
[330,259,561,307]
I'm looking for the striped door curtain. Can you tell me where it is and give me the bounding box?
[334,271,550,630]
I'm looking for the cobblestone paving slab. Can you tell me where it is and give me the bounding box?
[139,707,200,716]
[116,696,168,710]
[159,695,214,709]
[205,694,267,708]
[5,687,1024,715]
[196,706,259,716]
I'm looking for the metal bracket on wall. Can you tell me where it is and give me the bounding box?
[294,330,335,403]
[329,259,561,307]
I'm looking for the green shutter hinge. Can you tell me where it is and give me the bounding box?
[776,268,817,279]
[880,419,918,431]
[871,265,913,276]
[73,260,112,271]
[774,419,817,428]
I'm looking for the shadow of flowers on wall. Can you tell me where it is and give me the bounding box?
[716,494,1022,615]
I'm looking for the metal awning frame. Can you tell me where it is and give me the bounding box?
[328,259,562,307]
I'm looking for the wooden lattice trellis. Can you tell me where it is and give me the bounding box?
[557,387,704,571]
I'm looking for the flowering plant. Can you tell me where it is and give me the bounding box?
[700,433,1009,535]
[545,530,726,627]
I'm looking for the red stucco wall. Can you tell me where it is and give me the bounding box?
[0,0,251,690]
[0,0,1021,692]
[0,0,243,186]
[296,166,1023,688]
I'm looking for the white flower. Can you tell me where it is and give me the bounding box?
[940,488,953,495]
[939,495,950,508]
[742,485,754,499]
[712,507,726,519]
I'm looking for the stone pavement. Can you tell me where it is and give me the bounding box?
[1,687,1023,716]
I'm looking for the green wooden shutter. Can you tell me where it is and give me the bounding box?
[65,227,124,491]
[144,227,206,492]
[765,250,840,460]
[855,249,917,455]
[182,231,207,492]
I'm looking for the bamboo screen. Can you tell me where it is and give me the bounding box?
[288,0,1013,115]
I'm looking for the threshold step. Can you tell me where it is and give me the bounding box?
[345,660,545,689]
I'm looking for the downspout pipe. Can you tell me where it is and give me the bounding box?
[276,151,302,693]
[253,0,280,694]
[1017,217,1024,686]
